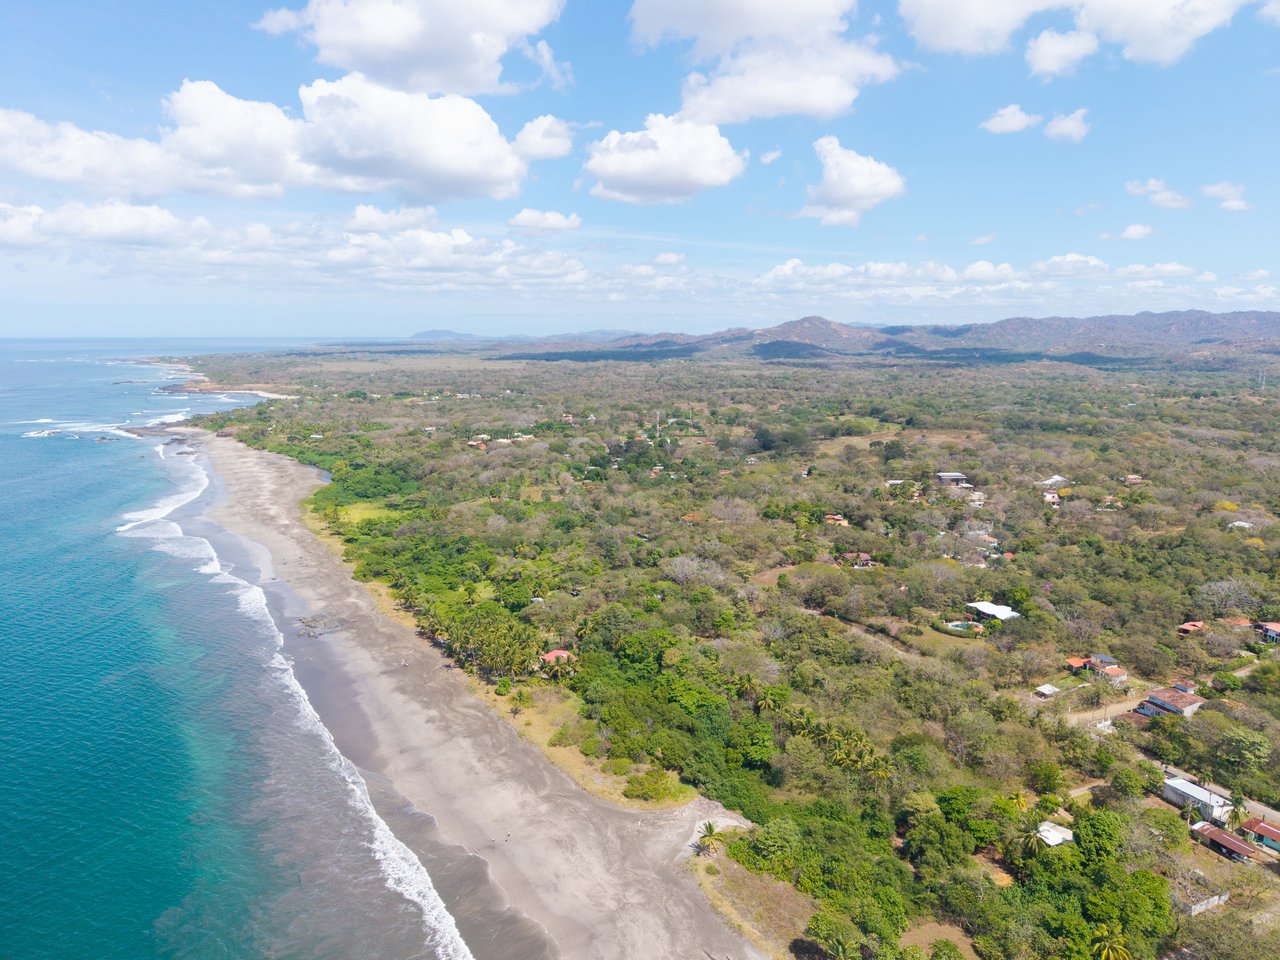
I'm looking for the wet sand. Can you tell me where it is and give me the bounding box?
[191,430,765,960]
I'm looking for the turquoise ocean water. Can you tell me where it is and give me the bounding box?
[0,341,478,960]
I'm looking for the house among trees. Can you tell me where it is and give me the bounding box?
[822,513,849,526]
[1240,818,1280,853]
[1255,621,1280,642]
[1161,777,1231,824]
[1037,821,1074,846]
[1138,682,1206,718]
[1038,475,1068,487]
[966,601,1020,622]
[935,471,972,489]
[1192,821,1257,862]
[1043,490,1061,506]
[1034,683,1061,699]
[1067,654,1128,685]
[1178,621,1205,636]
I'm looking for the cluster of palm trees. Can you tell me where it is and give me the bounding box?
[414,601,546,679]
[783,706,891,784]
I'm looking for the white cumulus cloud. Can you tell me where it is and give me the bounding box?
[507,208,581,231]
[654,251,685,264]
[346,205,437,231]
[1118,223,1153,240]
[585,113,747,204]
[255,0,566,94]
[631,0,896,124]
[1202,181,1251,210]
[0,75,533,202]
[514,115,574,159]
[1026,28,1099,76]
[899,1,1252,66]
[980,103,1042,133]
[1045,108,1090,141]
[798,135,905,227]
[760,149,782,165]
[1125,178,1191,208]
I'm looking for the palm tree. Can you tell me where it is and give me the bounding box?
[754,690,778,715]
[696,821,723,856]
[1228,792,1250,831]
[1091,923,1132,960]
[1008,790,1032,814]
[510,688,532,716]
[1015,822,1048,860]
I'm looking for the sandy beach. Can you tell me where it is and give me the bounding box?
[192,429,766,960]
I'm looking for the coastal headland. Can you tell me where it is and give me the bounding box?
[191,428,765,960]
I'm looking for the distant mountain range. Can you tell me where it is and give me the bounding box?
[490,311,1280,368]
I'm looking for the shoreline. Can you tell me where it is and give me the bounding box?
[184,428,765,960]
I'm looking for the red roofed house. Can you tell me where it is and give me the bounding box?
[1240,818,1280,853]
[1256,622,1280,642]
[1100,664,1129,685]
[1193,822,1257,862]
[1178,621,1205,636]
[1137,686,1206,718]
[1066,657,1090,674]
[540,649,574,663]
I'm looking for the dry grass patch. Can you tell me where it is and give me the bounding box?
[694,854,817,960]
[900,920,980,959]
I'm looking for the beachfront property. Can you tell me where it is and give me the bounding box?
[966,601,1020,622]
[1192,822,1257,862]
[1037,822,1074,847]
[1240,818,1280,853]
[1162,777,1231,824]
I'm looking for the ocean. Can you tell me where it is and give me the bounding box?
[0,341,480,960]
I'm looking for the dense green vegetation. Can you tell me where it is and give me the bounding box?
[195,352,1280,960]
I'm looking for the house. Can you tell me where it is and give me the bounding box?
[1178,621,1205,636]
[1088,653,1119,669]
[1192,822,1256,862]
[841,552,879,569]
[1099,495,1122,510]
[1138,686,1206,718]
[823,514,850,526]
[1035,683,1061,699]
[968,491,988,506]
[1099,664,1129,685]
[1037,822,1074,846]
[1240,818,1280,853]
[1124,474,1144,485]
[966,601,1021,622]
[1255,622,1280,642]
[1038,475,1068,487]
[1162,778,1231,824]
[540,649,574,663]
[1044,491,1061,505]
[1066,656,1091,674]
[936,471,969,487]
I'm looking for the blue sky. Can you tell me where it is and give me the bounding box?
[1,0,1277,337]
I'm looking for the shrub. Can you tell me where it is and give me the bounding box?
[602,757,633,776]
[623,767,677,801]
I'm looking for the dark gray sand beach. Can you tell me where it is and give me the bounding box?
[188,429,766,960]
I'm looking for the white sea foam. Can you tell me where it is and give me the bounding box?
[116,444,209,533]
[116,442,475,960]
